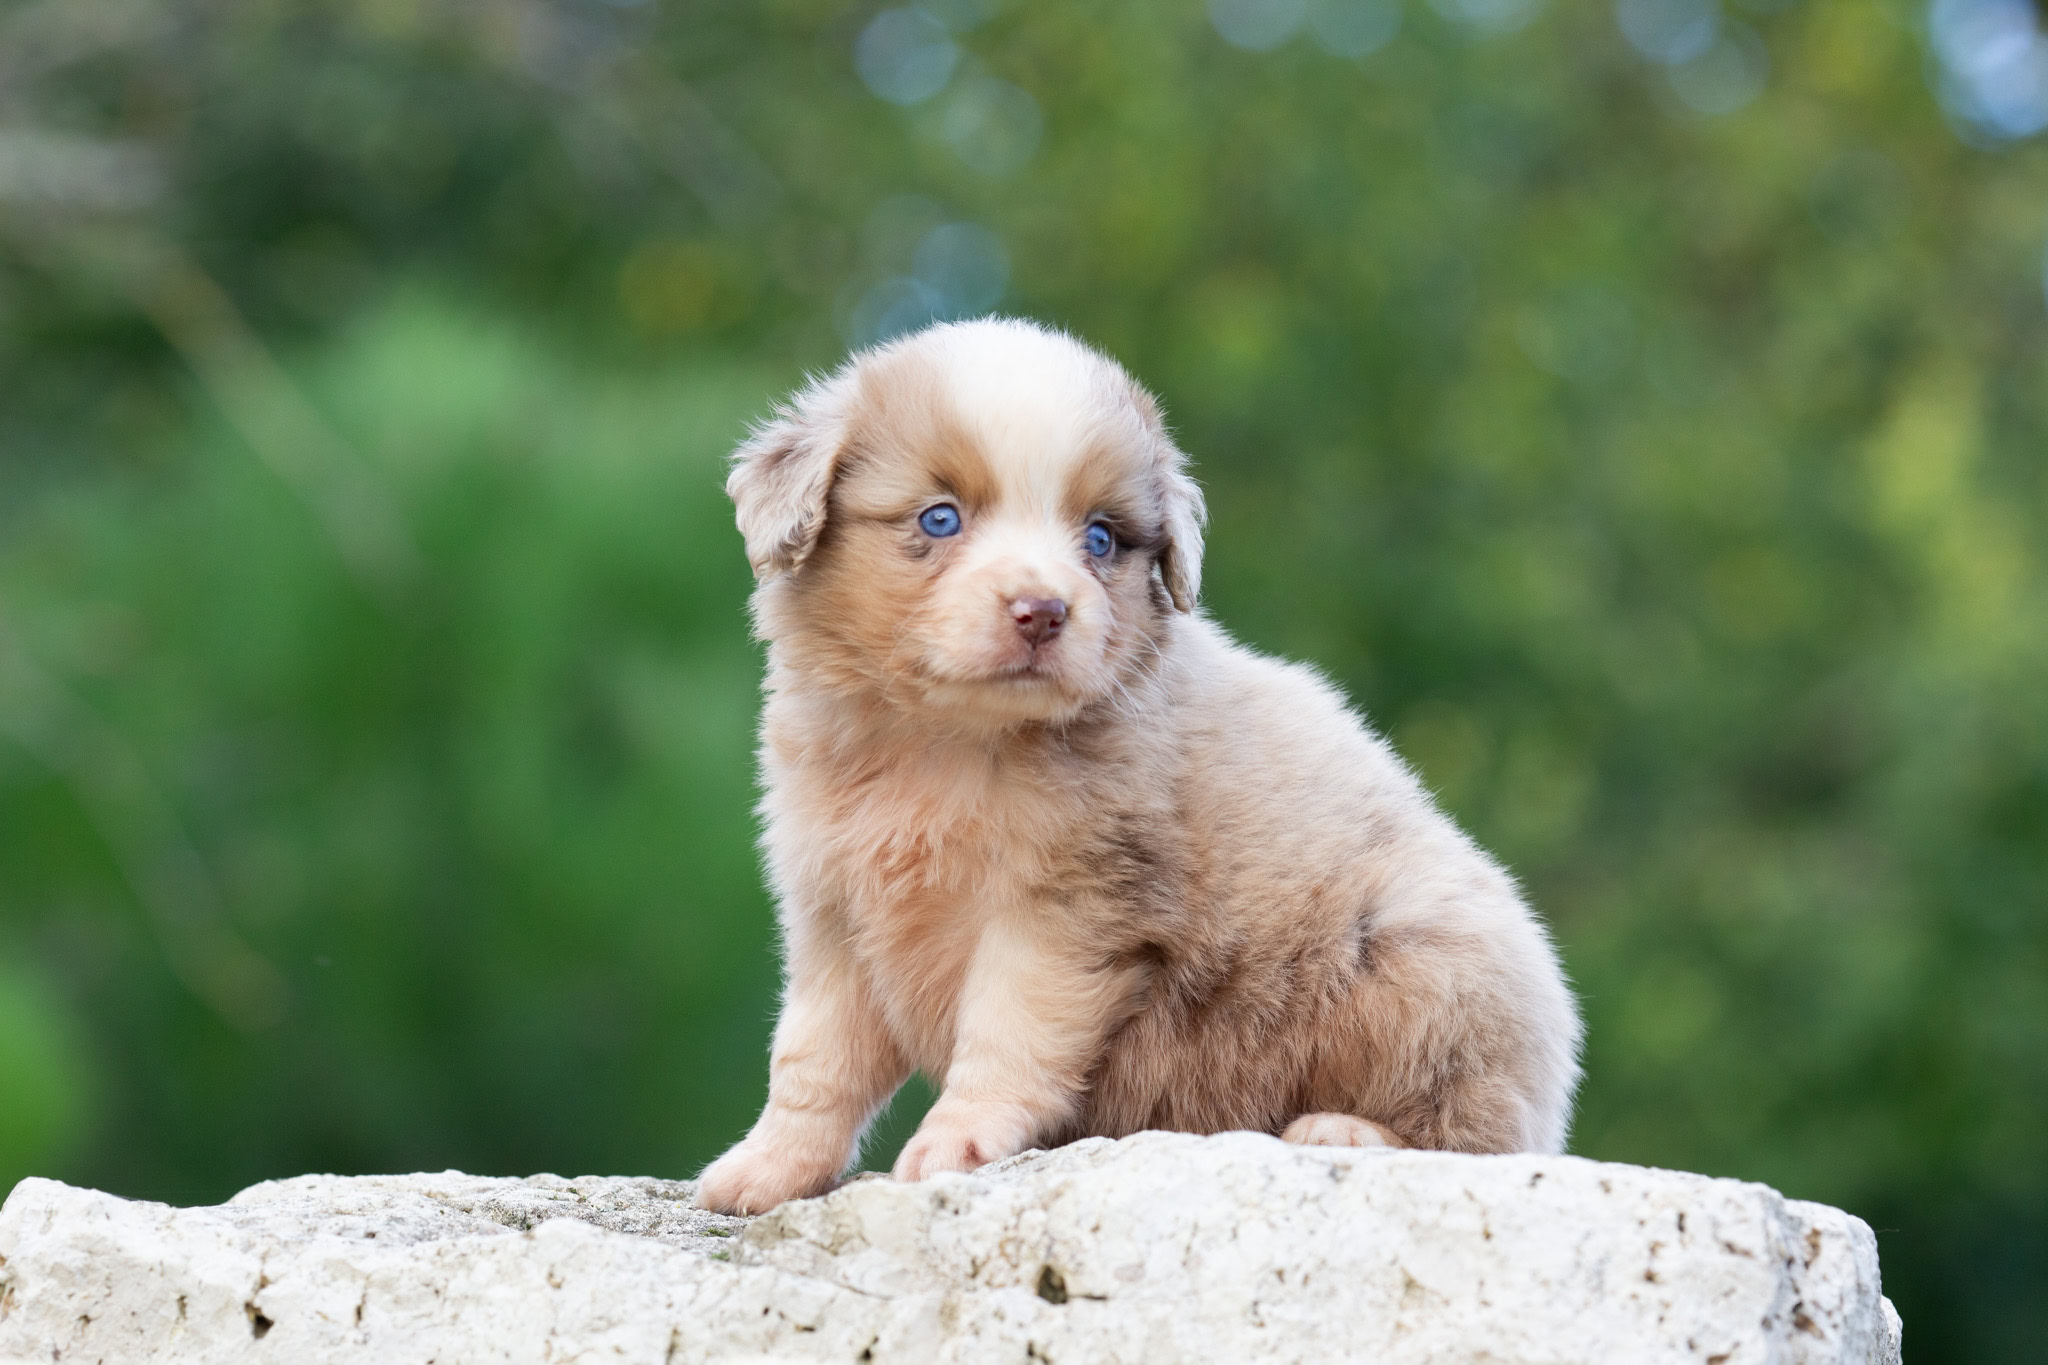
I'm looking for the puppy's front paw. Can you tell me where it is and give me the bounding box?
[695,1137,841,1215]
[893,1102,1033,1182]
[1279,1112,1403,1148]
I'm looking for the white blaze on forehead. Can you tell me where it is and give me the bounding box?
[917,319,1122,508]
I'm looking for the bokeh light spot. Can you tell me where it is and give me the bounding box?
[920,0,1006,31]
[1427,0,1547,37]
[855,8,960,106]
[913,223,1009,317]
[1209,0,1311,50]
[1616,0,1721,65]
[1308,0,1403,57]
[847,275,943,347]
[1668,23,1768,114]
[842,216,1009,346]
[1929,0,2048,139]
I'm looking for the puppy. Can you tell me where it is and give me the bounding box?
[695,318,1581,1215]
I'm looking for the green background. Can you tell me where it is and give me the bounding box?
[2,0,2044,1357]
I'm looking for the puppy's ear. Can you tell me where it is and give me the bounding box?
[1158,455,1207,613]
[726,381,852,579]
[1125,381,1206,613]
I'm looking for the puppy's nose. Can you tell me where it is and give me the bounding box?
[1011,597,1067,645]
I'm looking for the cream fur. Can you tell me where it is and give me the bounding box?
[696,318,1583,1215]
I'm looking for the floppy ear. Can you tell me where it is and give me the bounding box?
[726,381,851,579]
[1158,454,1207,613]
[1124,380,1206,613]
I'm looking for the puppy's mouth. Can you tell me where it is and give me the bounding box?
[916,648,1091,721]
[916,636,1071,686]
[992,651,1061,680]
[971,664,1065,692]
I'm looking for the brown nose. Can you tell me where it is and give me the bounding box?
[1011,597,1067,645]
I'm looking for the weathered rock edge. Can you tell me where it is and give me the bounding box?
[0,1131,1900,1365]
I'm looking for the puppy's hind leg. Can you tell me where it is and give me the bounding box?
[1306,906,1583,1155]
[1279,1113,1404,1148]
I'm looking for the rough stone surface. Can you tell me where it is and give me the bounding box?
[0,1131,1901,1364]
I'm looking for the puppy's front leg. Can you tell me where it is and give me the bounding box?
[895,914,1138,1181]
[697,948,907,1214]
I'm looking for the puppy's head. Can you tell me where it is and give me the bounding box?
[729,319,1205,726]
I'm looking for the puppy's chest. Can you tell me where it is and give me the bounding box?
[787,749,1067,913]
[779,751,1062,1049]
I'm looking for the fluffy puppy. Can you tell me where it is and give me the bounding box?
[695,318,1581,1215]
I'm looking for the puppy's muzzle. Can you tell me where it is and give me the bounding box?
[1010,597,1067,645]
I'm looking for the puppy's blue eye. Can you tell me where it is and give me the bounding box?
[1084,522,1115,558]
[919,504,962,538]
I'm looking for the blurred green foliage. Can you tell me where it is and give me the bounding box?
[2,0,2045,1357]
